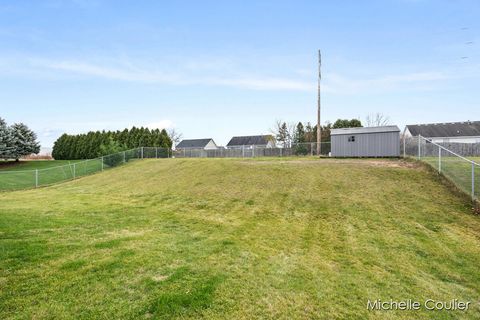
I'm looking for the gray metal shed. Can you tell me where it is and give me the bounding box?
[331,126,400,157]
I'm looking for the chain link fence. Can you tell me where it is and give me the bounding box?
[404,136,480,201]
[0,144,330,191]
[3,139,478,200]
[0,148,150,191]
[173,142,331,158]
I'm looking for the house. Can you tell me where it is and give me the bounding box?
[176,138,218,150]
[404,121,480,143]
[331,126,400,157]
[226,135,275,149]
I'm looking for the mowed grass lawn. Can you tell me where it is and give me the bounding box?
[1,158,480,319]
[0,159,120,191]
[0,160,92,171]
[421,157,480,200]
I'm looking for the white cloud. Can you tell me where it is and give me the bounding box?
[33,59,315,92]
[4,55,459,94]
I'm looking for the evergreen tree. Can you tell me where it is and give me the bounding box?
[332,119,362,129]
[10,123,40,161]
[294,122,306,143]
[276,122,290,147]
[349,119,362,127]
[51,125,172,160]
[99,136,124,166]
[0,117,14,159]
[293,122,308,155]
[52,134,67,160]
[160,129,172,148]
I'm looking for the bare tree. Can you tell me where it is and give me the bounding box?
[271,120,296,147]
[167,128,183,146]
[366,113,390,127]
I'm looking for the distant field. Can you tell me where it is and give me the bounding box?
[0,158,140,191]
[0,160,77,171]
[0,159,103,190]
[1,158,480,319]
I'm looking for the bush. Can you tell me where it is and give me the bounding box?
[294,144,308,156]
[99,138,124,167]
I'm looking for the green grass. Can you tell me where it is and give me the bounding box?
[420,156,480,200]
[0,158,139,191]
[0,160,102,190]
[0,160,81,171]
[1,158,480,319]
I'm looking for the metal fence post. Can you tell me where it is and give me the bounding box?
[101,157,104,171]
[155,147,158,159]
[280,147,282,157]
[242,145,245,158]
[438,147,441,173]
[35,169,38,188]
[417,135,421,159]
[141,147,144,159]
[472,162,475,201]
[123,151,126,163]
[311,142,314,156]
[252,146,255,158]
[73,163,76,179]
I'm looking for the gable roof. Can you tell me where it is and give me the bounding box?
[227,135,274,146]
[176,138,215,148]
[331,125,400,135]
[406,121,480,138]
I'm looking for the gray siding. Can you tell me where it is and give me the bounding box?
[331,131,400,157]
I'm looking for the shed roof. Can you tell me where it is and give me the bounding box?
[227,135,274,146]
[406,121,480,137]
[331,125,400,136]
[176,138,215,148]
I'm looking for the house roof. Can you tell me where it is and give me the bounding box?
[406,121,480,138]
[176,138,215,148]
[331,125,400,135]
[227,135,274,146]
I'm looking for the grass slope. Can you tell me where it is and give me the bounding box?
[1,158,480,319]
[421,157,480,200]
[0,159,129,191]
[0,160,99,191]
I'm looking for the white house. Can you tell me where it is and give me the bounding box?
[404,121,480,143]
[176,138,218,150]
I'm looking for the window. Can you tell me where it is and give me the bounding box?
[348,136,355,142]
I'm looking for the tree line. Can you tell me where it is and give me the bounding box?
[273,118,363,147]
[52,127,172,160]
[0,117,40,161]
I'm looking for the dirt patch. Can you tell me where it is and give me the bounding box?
[152,275,169,282]
[240,158,420,168]
[0,161,25,170]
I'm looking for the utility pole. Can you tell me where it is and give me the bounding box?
[316,49,322,156]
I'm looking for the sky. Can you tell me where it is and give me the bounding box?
[0,0,479,149]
